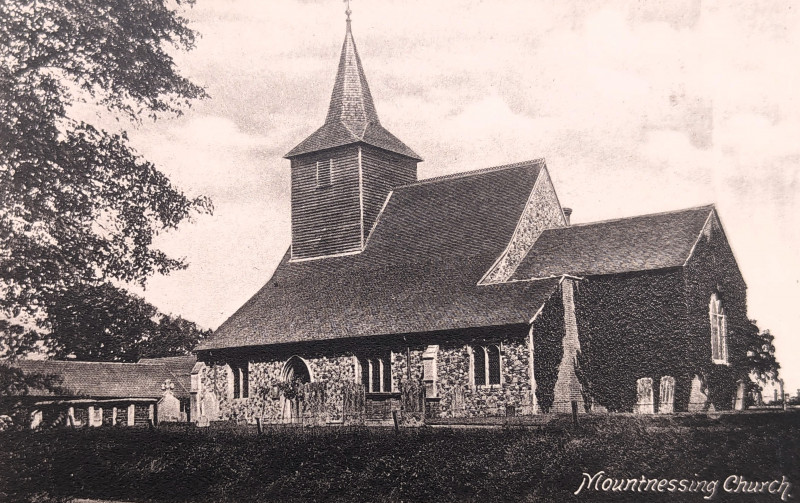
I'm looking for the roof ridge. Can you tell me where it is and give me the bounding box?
[397,158,545,189]
[15,359,165,366]
[562,204,715,229]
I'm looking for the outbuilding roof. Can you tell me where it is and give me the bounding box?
[511,205,715,279]
[8,360,190,399]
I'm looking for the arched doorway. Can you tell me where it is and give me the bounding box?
[280,356,312,423]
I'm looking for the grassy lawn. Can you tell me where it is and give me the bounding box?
[0,411,798,502]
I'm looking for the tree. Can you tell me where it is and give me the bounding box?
[744,320,780,384]
[0,0,211,358]
[140,314,210,359]
[45,282,208,362]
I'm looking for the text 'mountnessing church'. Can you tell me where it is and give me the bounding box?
[192,14,750,424]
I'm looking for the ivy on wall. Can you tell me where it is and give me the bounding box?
[574,215,750,412]
[532,287,565,412]
[683,217,750,409]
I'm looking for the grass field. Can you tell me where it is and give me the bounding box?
[0,411,798,502]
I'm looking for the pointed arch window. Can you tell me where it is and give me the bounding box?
[470,345,502,387]
[710,294,728,364]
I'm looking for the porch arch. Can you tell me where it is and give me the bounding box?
[281,355,314,384]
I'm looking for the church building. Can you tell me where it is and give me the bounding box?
[192,14,750,425]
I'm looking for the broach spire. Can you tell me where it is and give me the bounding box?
[285,9,421,161]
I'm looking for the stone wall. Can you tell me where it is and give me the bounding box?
[200,325,545,423]
[481,168,566,284]
[447,338,535,417]
[199,352,360,425]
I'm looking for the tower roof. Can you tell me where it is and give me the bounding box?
[285,19,421,161]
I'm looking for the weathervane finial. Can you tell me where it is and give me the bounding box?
[344,0,352,22]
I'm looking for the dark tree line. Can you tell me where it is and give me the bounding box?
[1,0,211,363]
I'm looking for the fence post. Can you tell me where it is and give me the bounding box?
[571,400,579,428]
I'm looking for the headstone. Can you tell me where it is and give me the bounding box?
[635,377,654,414]
[89,406,103,427]
[659,376,675,414]
[451,385,465,417]
[30,409,43,429]
[158,390,182,422]
[734,381,746,411]
[688,374,708,412]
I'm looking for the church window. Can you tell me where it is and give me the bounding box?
[361,355,391,392]
[709,294,728,364]
[231,362,249,399]
[316,159,332,188]
[472,347,485,386]
[487,345,501,385]
[471,345,502,387]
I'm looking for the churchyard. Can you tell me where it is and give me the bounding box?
[0,410,797,502]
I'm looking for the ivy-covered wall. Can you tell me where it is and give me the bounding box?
[532,286,566,412]
[683,214,749,410]
[574,269,689,412]
[574,213,749,412]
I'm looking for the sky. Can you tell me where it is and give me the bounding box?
[105,1,799,393]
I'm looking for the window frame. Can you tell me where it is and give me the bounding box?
[709,294,729,365]
[361,354,392,393]
[470,344,502,388]
[315,159,332,188]
[231,361,250,399]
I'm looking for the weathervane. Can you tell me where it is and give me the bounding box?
[344,0,352,21]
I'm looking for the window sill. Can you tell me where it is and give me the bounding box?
[474,384,502,390]
[365,392,400,399]
[711,359,730,366]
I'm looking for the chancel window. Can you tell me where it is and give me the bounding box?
[316,159,332,188]
[471,345,502,387]
[709,294,728,364]
[361,354,391,392]
[232,362,249,399]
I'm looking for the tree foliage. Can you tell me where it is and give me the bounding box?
[46,282,209,362]
[743,320,780,384]
[0,0,211,357]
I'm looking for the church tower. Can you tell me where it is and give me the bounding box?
[285,11,422,261]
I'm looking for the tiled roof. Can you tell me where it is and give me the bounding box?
[285,21,421,161]
[9,360,190,399]
[137,355,196,394]
[199,161,551,350]
[511,205,715,279]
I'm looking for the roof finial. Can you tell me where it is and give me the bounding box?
[344,0,352,22]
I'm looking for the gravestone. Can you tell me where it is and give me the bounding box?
[659,376,675,414]
[89,406,103,427]
[734,381,746,411]
[158,379,181,422]
[635,377,654,414]
[451,385,465,417]
[688,374,708,412]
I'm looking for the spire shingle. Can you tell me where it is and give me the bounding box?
[285,21,421,160]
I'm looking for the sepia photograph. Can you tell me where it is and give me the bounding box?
[1,0,798,501]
